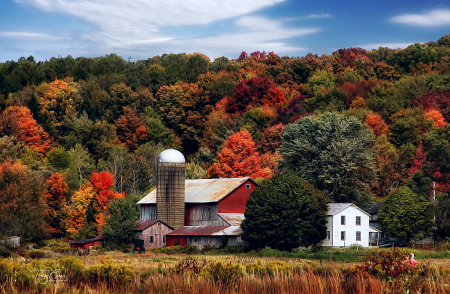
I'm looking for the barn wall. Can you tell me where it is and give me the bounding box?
[186,236,243,249]
[134,222,173,248]
[218,179,255,213]
[71,241,98,250]
[140,204,157,220]
[186,204,229,226]
[166,236,187,246]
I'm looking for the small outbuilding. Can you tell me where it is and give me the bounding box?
[165,226,243,249]
[134,219,174,248]
[70,235,108,250]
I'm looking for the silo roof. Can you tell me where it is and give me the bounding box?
[158,149,185,163]
[137,177,256,204]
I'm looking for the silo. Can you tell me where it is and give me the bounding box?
[156,149,185,229]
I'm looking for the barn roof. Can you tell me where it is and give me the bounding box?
[327,203,370,216]
[134,219,174,231]
[70,234,108,245]
[166,226,243,236]
[137,177,257,204]
[219,213,245,226]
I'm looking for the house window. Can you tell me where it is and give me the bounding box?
[356,231,361,241]
[356,216,361,226]
[326,231,330,240]
[341,216,346,225]
[341,231,345,241]
[246,184,251,189]
[149,236,154,243]
[163,236,166,242]
[372,214,378,221]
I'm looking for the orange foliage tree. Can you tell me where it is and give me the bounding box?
[365,112,390,137]
[408,141,426,177]
[44,172,68,237]
[115,107,150,151]
[65,184,94,233]
[207,130,271,179]
[260,123,285,153]
[0,106,52,154]
[90,171,124,230]
[425,109,446,128]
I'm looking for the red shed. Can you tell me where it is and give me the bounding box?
[70,235,108,250]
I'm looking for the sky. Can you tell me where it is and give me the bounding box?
[0,0,449,62]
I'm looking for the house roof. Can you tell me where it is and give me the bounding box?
[71,234,108,245]
[134,219,174,231]
[166,226,243,236]
[219,213,245,226]
[327,203,370,217]
[368,202,385,214]
[137,177,257,204]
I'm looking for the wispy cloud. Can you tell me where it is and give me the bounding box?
[0,31,71,42]
[357,42,416,50]
[306,14,331,19]
[390,9,450,26]
[11,0,320,58]
[281,14,331,21]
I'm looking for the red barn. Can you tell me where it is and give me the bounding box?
[138,177,257,226]
[70,235,108,250]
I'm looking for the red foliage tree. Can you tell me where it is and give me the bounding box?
[408,141,426,177]
[115,107,149,151]
[225,77,276,114]
[365,112,390,137]
[208,130,271,179]
[272,95,309,124]
[44,172,68,237]
[414,90,450,122]
[334,47,369,68]
[261,87,286,108]
[0,106,52,154]
[341,80,379,105]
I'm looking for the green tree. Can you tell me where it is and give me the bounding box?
[241,173,328,251]
[308,69,335,94]
[279,112,376,209]
[378,186,433,241]
[101,196,140,245]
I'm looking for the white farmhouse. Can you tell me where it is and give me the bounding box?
[322,203,380,248]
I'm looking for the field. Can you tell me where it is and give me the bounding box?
[3,245,450,293]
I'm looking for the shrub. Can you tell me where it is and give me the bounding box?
[202,260,243,293]
[27,249,45,259]
[245,260,290,276]
[173,257,208,275]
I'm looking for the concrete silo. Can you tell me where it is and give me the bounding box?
[156,149,185,229]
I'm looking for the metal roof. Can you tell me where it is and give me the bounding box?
[327,203,370,216]
[137,177,256,204]
[134,219,174,231]
[71,234,108,244]
[219,213,245,226]
[158,149,185,163]
[166,226,243,236]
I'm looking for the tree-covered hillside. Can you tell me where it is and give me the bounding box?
[1,34,450,242]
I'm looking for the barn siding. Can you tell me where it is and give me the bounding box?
[134,222,174,248]
[187,236,243,249]
[166,236,187,246]
[187,204,229,226]
[218,179,255,213]
[140,204,157,220]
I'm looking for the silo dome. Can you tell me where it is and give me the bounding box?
[158,149,185,163]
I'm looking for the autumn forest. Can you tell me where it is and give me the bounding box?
[1,34,450,244]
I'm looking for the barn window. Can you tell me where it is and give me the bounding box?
[356,216,361,226]
[150,236,154,243]
[194,238,197,242]
[157,222,161,228]
[341,231,345,241]
[163,236,166,242]
[326,231,330,240]
[246,184,251,189]
[341,216,346,225]
[356,231,361,241]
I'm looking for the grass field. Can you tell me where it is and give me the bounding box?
[3,245,450,293]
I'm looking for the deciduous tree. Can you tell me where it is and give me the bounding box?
[242,173,328,251]
[44,172,68,237]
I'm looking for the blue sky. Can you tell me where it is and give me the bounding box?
[0,0,449,62]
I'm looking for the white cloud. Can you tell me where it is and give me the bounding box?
[390,9,450,26]
[306,14,330,19]
[357,42,416,50]
[0,31,71,42]
[11,0,320,59]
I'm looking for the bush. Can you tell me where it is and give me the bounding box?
[27,249,45,259]
[202,260,243,293]
[173,257,208,275]
[245,260,290,276]
[148,245,200,254]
